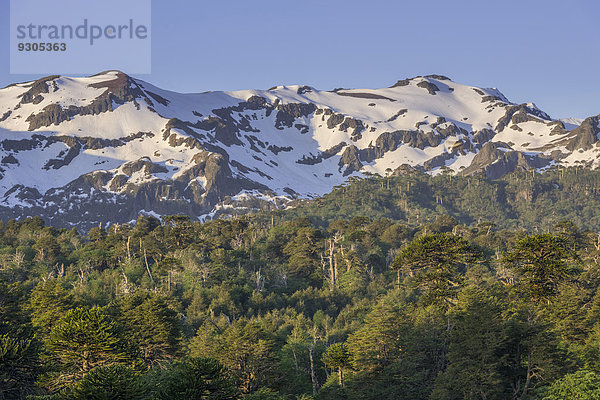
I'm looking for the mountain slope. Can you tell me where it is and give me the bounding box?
[0,71,597,228]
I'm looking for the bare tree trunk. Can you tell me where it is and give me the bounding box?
[329,239,336,290]
[126,236,131,263]
[144,249,154,284]
[520,354,533,399]
[308,343,318,395]
[292,348,299,373]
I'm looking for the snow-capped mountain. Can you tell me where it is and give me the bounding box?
[0,71,598,228]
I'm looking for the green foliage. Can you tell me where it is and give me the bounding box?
[0,334,39,399]
[6,171,600,397]
[503,234,580,302]
[117,291,182,366]
[391,233,483,305]
[541,370,600,400]
[430,289,506,400]
[283,168,600,232]
[243,388,286,400]
[322,343,351,387]
[46,306,126,389]
[63,365,147,400]
[347,296,404,372]
[190,318,278,394]
[153,357,237,400]
[28,280,78,335]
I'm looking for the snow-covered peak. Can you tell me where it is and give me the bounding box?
[0,72,595,229]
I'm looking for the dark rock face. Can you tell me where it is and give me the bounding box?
[164,118,207,147]
[182,151,268,204]
[338,117,366,140]
[275,103,316,129]
[145,91,170,106]
[423,152,457,170]
[18,75,59,105]
[108,174,129,191]
[267,144,293,155]
[435,122,466,137]
[294,124,310,134]
[1,154,18,164]
[416,81,440,95]
[296,142,347,165]
[24,72,154,130]
[120,158,168,176]
[547,121,568,136]
[387,109,408,122]
[88,71,147,102]
[424,74,451,81]
[4,185,43,202]
[327,113,346,129]
[338,145,363,176]
[560,116,600,151]
[0,111,11,122]
[463,142,552,179]
[198,115,245,146]
[472,129,496,146]
[390,79,411,88]
[482,95,505,103]
[43,144,81,170]
[26,104,74,130]
[297,86,313,94]
[335,92,396,101]
[2,136,45,152]
[375,128,445,151]
[495,104,551,132]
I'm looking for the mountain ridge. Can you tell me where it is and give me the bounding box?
[0,71,598,229]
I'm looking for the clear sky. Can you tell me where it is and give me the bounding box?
[1,0,598,119]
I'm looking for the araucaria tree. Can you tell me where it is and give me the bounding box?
[46,306,126,389]
[391,233,483,305]
[502,234,580,303]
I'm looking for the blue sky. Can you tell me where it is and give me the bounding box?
[1,0,598,119]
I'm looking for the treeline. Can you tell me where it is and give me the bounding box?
[277,167,600,232]
[2,210,600,398]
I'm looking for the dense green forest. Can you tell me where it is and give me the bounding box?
[4,169,600,399]
[277,166,600,231]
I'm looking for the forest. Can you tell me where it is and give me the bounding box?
[4,168,600,399]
